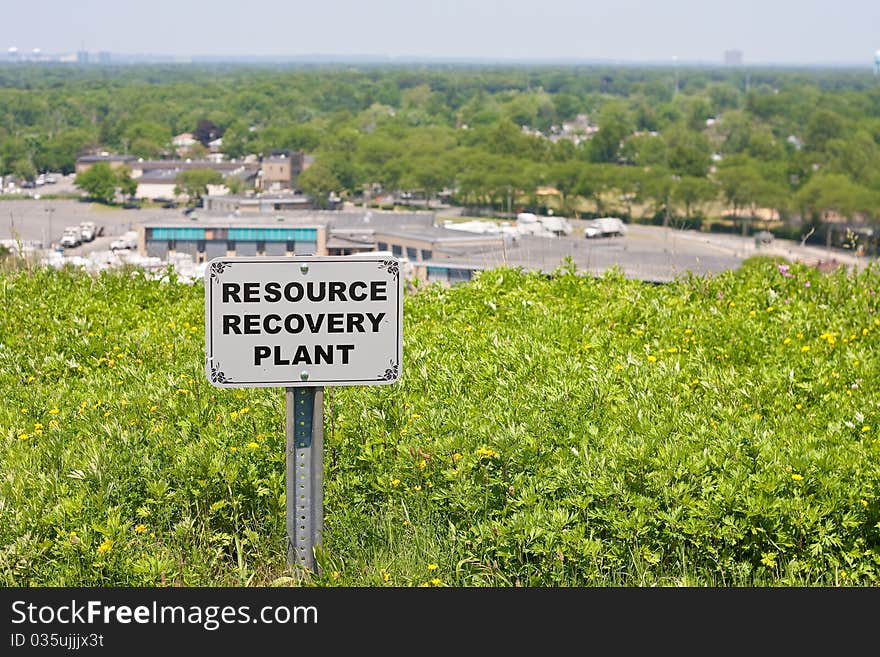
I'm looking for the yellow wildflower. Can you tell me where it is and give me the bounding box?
[134,524,146,534]
[646,355,657,362]
[247,442,259,449]
[427,563,439,571]
[97,539,113,554]
[791,473,804,482]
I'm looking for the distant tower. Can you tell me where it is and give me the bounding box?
[724,49,743,66]
[875,50,880,75]
[8,46,19,62]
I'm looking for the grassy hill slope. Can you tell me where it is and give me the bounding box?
[1,258,879,586]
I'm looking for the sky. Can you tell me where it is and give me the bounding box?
[2,0,879,66]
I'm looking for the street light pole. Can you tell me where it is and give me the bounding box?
[45,206,55,249]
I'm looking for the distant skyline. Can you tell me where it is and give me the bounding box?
[2,0,879,66]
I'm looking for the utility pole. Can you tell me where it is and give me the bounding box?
[45,206,55,249]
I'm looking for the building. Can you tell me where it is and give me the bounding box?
[74,153,137,174]
[724,49,743,66]
[137,208,507,285]
[172,133,197,149]
[259,150,304,191]
[205,193,318,213]
[141,216,326,262]
[130,160,260,200]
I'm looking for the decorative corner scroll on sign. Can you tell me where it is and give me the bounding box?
[379,360,399,381]
[210,261,230,282]
[210,362,229,384]
[378,260,399,279]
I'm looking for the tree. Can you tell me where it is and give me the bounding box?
[11,159,36,183]
[193,119,221,147]
[671,176,718,221]
[589,102,633,164]
[174,168,223,205]
[117,167,138,199]
[642,168,676,226]
[548,160,585,217]
[297,162,341,209]
[75,162,119,204]
[664,123,711,177]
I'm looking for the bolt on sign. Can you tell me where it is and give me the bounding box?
[205,256,403,387]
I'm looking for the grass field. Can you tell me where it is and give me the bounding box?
[1,256,879,586]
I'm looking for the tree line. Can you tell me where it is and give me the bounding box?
[2,63,879,237]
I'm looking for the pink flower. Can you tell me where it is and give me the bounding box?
[778,264,792,277]
[804,281,811,288]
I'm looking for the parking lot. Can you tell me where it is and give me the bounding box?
[1,199,868,281]
[0,199,177,252]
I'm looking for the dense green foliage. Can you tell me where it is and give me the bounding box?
[1,64,879,235]
[73,162,137,204]
[2,260,879,586]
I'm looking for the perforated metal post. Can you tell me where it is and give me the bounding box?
[286,387,323,574]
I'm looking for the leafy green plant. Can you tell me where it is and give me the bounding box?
[1,259,878,586]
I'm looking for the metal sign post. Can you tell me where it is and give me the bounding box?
[286,387,323,573]
[204,255,402,578]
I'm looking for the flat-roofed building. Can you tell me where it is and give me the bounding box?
[205,192,318,213]
[75,153,137,174]
[260,151,304,191]
[140,215,326,262]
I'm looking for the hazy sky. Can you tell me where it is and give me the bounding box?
[3,0,879,65]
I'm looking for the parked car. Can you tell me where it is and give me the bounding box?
[60,228,81,248]
[583,217,627,238]
[110,231,138,251]
[79,221,97,242]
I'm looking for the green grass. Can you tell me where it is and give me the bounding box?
[1,257,879,586]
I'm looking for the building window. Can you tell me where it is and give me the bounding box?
[421,249,433,261]
[406,247,418,260]
[391,245,402,257]
[377,242,388,251]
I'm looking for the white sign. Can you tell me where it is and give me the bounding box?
[205,256,402,388]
